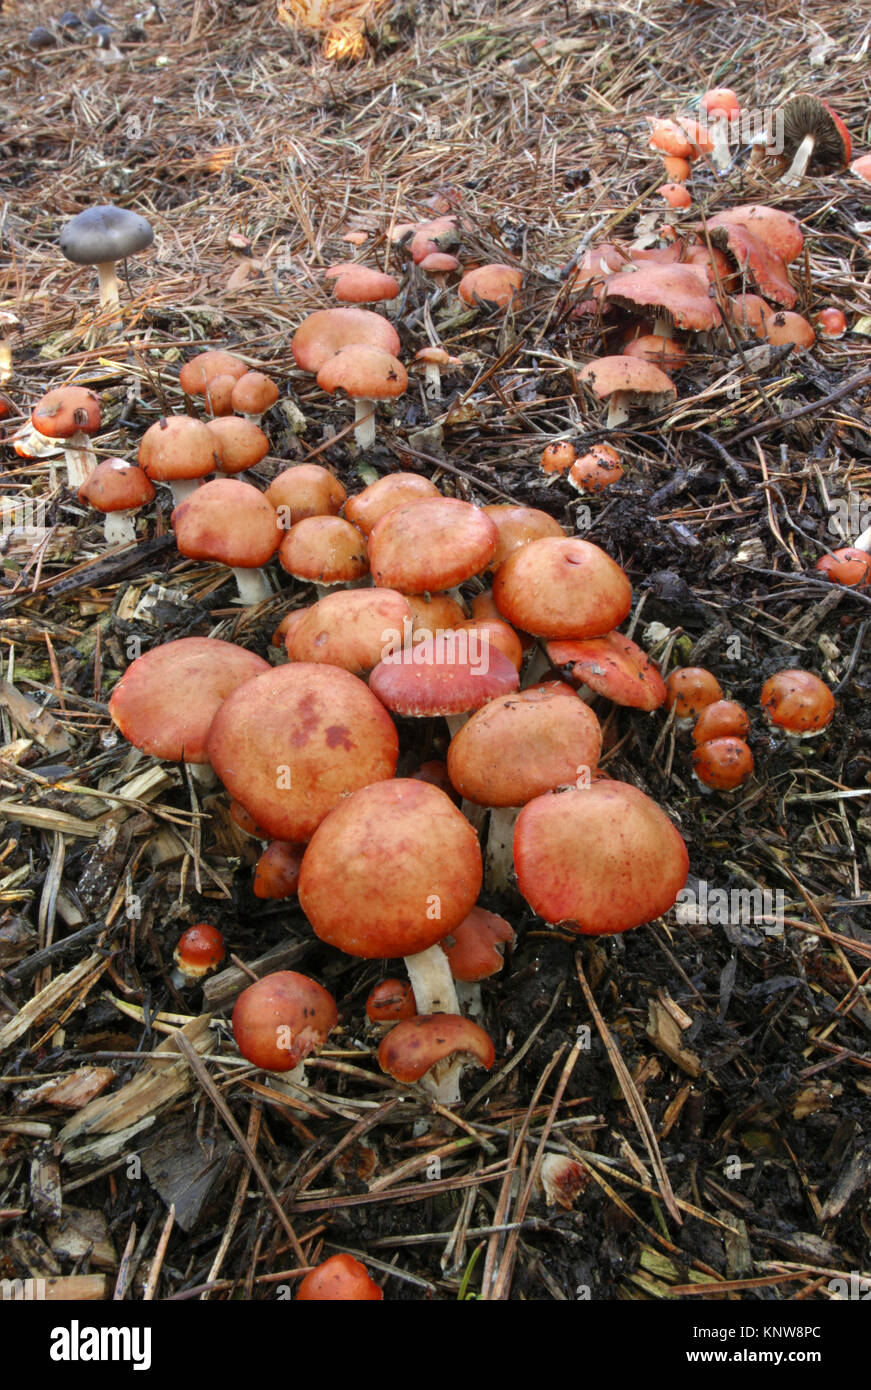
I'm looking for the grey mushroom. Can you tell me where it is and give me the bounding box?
[28,26,57,49]
[59,204,154,310]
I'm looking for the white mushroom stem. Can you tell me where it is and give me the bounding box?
[167,479,200,505]
[96,259,121,309]
[853,525,871,552]
[485,806,520,893]
[710,118,732,172]
[187,761,218,789]
[419,1054,467,1105]
[0,337,11,385]
[780,133,815,187]
[63,432,97,489]
[605,393,630,429]
[353,398,377,450]
[231,566,273,606]
[403,944,460,1015]
[103,510,138,545]
[446,713,471,737]
[423,363,443,399]
[652,317,670,338]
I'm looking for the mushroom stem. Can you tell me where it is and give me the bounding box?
[403,944,460,1015]
[231,566,273,606]
[485,806,520,893]
[446,713,471,737]
[63,432,97,489]
[167,479,200,506]
[423,363,443,400]
[96,259,121,309]
[187,761,218,789]
[605,393,630,429]
[353,398,377,450]
[710,119,732,172]
[419,1055,465,1105]
[780,133,815,186]
[103,510,137,546]
[0,338,11,385]
[853,524,871,553]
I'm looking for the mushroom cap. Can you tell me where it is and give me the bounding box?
[291,307,400,373]
[764,310,815,348]
[366,978,417,1023]
[458,263,523,309]
[179,350,248,395]
[172,478,281,568]
[707,222,796,308]
[369,643,519,718]
[316,344,407,400]
[778,95,851,166]
[660,183,692,209]
[78,458,155,512]
[546,631,666,710]
[267,464,347,520]
[647,117,694,159]
[278,515,369,584]
[325,263,400,302]
[138,415,220,482]
[481,504,565,570]
[232,971,337,1072]
[621,335,686,370]
[850,154,871,184]
[665,667,723,719]
[567,448,625,493]
[410,217,459,263]
[207,663,398,841]
[577,355,676,411]
[206,416,269,472]
[706,205,804,264]
[514,780,690,934]
[454,618,523,671]
[815,547,870,587]
[700,87,740,117]
[296,1254,382,1302]
[368,496,498,593]
[540,442,577,475]
[418,252,461,273]
[378,1014,495,1082]
[603,265,721,331]
[406,592,467,631]
[109,635,269,763]
[253,841,305,899]
[174,923,225,978]
[200,374,238,418]
[692,737,754,791]
[760,668,834,733]
[59,204,154,265]
[413,345,462,366]
[440,906,514,982]
[32,386,101,439]
[231,370,278,415]
[286,587,412,674]
[816,308,847,339]
[692,700,751,743]
[447,683,602,806]
[726,293,772,338]
[299,780,482,959]
[343,472,440,535]
[492,536,632,640]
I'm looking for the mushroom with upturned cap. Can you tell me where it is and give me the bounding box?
[298,778,482,1019]
[32,384,101,489]
[378,1013,495,1105]
[577,355,676,430]
[773,95,851,186]
[59,204,154,310]
[316,343,407,451]
[171,478,281,605]
[545,630,666,710]
[78,458,155,545]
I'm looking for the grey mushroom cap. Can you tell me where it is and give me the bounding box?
[59,205,154,266]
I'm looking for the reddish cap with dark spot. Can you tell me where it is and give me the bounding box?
[109,636,269,764]
[207,663,399,842]
[32,386,101,439]
[545,631,666,710]
[692,737,754,790]
[378,1014,495,1081]
[692,700,750,744]
[493,536,632,639]
[286,587,411,674]
[514,781,689,934]
[232,970,337,1071]
[665,667,723,720]
[173,923,226,980]
[366,978,417,1023]
[760,669,834,735]
[298,779,482,959]
[368,497,498,593]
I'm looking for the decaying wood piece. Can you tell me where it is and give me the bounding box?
[0,952,107,1052]
[58,1014,213,1165]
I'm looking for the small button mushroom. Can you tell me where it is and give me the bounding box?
[764,311,815,349]
[232,970,337,1087]
[172,477,281,605]
[816,307,847,339]
[296,1254,382,1301]
[692,737,754,792]
[325,263,400,305]
[412,345,462,401]
[665,667,724,727]
[138,415,220,503]
[540,441,577,476]
[316,343,407,451]
[253,841,305,899]
[59,204,154,312]
[760,669,835,738]
[31,385,101,489]
[78,457,155,545]
[692,700,751,743]
[815,547,871,587]
[378,1013,494,1105]
[206,416,269,475]
[366,978,417,1024]
[458,263,523,310]
[230,370,279,424]
[538,1154,589,1209]
[660,183,692,209]
[266,464,347,523]
[568,445,624,492]
[172,923,225,986]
